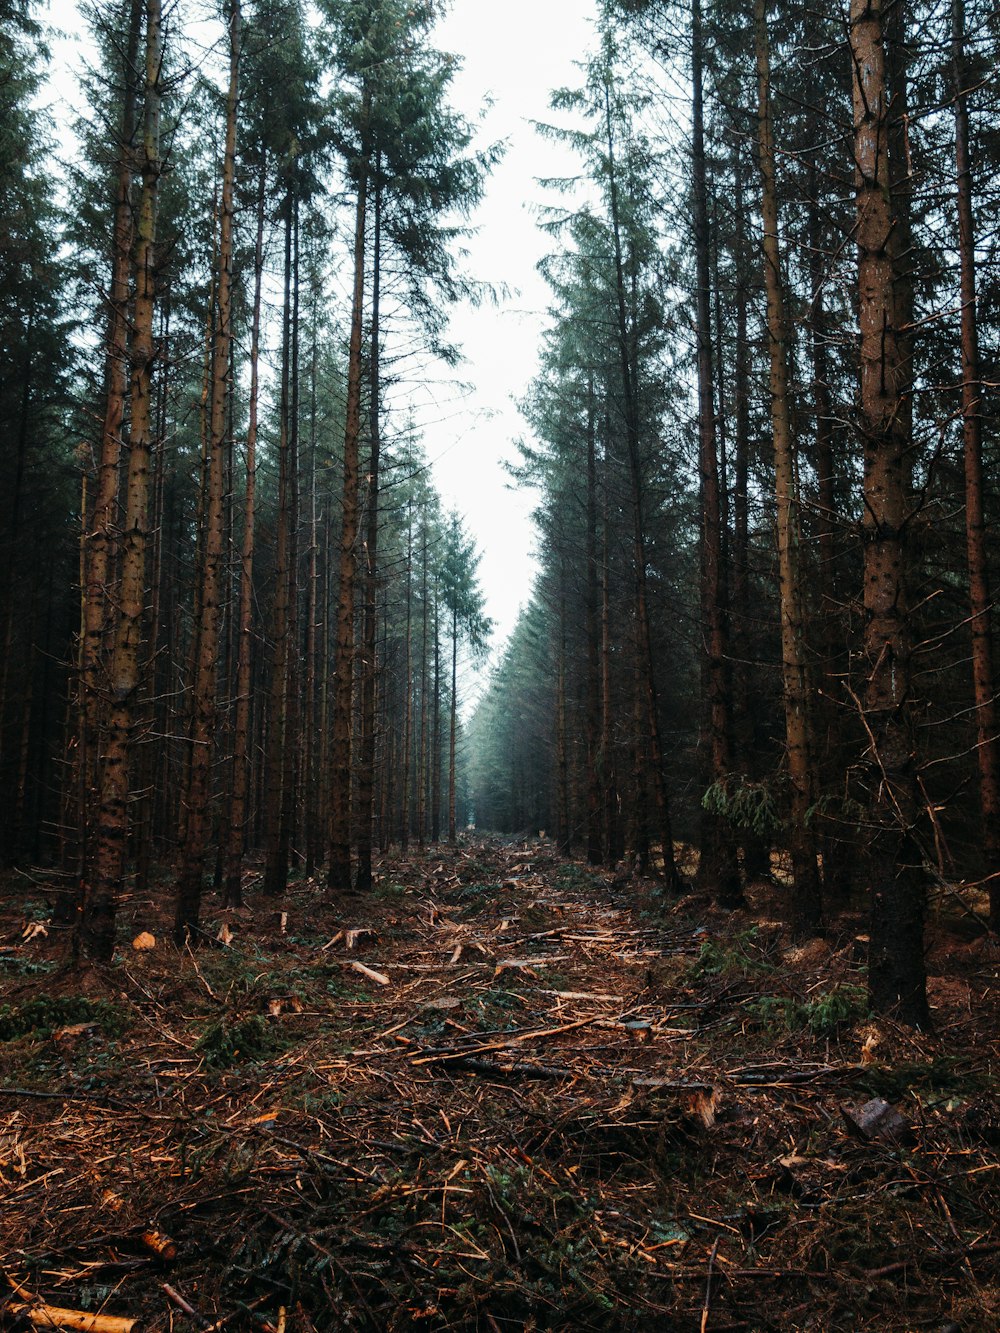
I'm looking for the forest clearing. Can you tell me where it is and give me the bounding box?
[2,839,999,1331]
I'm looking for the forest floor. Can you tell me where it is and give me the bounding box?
[1,840,999,1332]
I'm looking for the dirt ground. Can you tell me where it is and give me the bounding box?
[1,840,998,1331]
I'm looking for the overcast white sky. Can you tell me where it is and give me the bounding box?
[41,0,598,682]
[426,0,597,658]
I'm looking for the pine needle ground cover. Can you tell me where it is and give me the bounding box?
[1,841,998,1331]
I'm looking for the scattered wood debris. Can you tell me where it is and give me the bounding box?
[2,838,998,1331]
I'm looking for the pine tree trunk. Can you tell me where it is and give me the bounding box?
[279,199,301,876]
[729,139,770,884]
[175,0,240,942]
[692,0,740,906]
[754,0,820,931]
[76,0,144,884]
[555,579,570,857]
[885,1,914,472]
[356,167,383,892]
[263,207,294,898]
[432,592,441,843]
[303,277,321,876]
[225,156,265,908]
[416,516,428,849]
[952,0,1000,929]
[79,0,162,963]
[0,310,34,865]
[808,181,850,903]
[600,472,620,865]
[585,381,603,865]
[448,604,458,844]
[604,84,679,889]
[328,121,369,893]
[400,499,413,852]
[850,0,928,1025]
[134,322,168,898]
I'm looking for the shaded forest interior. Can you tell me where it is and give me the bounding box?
[2,0,1000,1322]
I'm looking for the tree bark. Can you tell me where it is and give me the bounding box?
[448,603,458,844]
[328,114,370,893]
[604,81,679,889]
[600,456,621,864]
[692,0,741,906]
[76,0,144,884]
[79,0,162,963]
[303,275,321,876]
[585,378,603,865]
[432,589,441,842]
[175,0,240,942]
[808,176,851,903]
[952,0,1000,929]
[416,513,428,848]
[850,0,928,1025]
[555,572,570,856]
[356,165,383,892]
[279,197,301,876]
[224,156,265,908]
[263,204,295,898]
[400,498,413,852]
[754,0,820,931]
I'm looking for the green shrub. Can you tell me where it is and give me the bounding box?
[689,927,776,980]
[196,1014,287,1068]
[702,777,781,837]
[0,996,131,1041]
[746,984,867,1037]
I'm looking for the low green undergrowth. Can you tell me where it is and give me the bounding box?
[0,995,131,1041]
[689,926,779,981]
[746,983,868,1037]
[195,1013,290,1068]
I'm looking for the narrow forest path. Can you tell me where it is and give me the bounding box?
[2,842,999,1330]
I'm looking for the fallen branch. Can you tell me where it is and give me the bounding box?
[4,1273,138,1333]
[7,1304,139,1333]
[162,1284,209,1328]
[411,1014,601,1066]
[434,1055,573,1080]
[345,960,391,986]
